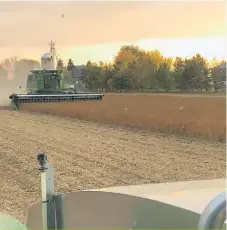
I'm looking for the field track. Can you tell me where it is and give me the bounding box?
[0,108,225,223]
[21,93,226,140]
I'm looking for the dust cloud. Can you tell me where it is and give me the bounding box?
[0,88,11,106]
[0,77,26,107]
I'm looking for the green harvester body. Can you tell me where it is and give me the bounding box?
[9,69,104,110]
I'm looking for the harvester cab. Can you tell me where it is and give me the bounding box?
[0,153,226,230]
[26,69,75,94]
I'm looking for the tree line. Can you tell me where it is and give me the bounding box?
[1,45,226,93]
[58,45,226,93]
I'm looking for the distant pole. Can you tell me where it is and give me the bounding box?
[49,40,56,70]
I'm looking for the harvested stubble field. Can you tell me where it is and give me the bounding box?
[0,105,226,223]
[21,93,226,141]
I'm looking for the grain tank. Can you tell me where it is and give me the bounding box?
[41,53,53,69]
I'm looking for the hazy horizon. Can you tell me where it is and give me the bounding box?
[0,1,226,64]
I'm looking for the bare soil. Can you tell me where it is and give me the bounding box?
[0,109,225,224]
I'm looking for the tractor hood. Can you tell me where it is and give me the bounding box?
[90,178,226,215]
[26,178,226,229]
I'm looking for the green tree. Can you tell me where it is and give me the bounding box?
[146,50,164,90]
[67,59,74,71]
[182,59,197,91]
[112,45,138,90]
[57,59,64,69]
[211,67,220,93]
[66,59,74,85]
[98,62,114,91]
[83,61,102,89]
[147,49,164,67]
[192,54,210,91]
[156,61,172,91]
[173,57,185,91]
[209,58,220,69]
[112,46,166,91]
[131,50,153,91]
[210,60,226,93]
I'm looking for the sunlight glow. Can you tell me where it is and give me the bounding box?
[60,37,226,65]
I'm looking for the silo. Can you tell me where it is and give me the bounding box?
[41,53,52,69]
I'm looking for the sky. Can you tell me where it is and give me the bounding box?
[0,1,226,64]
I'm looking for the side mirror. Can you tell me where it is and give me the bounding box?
[0,213,27,230]
[198,192,226,229]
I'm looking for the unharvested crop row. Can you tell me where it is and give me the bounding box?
[21,93,226,140]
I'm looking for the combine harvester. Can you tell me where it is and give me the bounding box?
[0,153,226,230]
[9,41,104,110]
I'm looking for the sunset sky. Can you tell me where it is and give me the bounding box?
[0,1,226,65]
